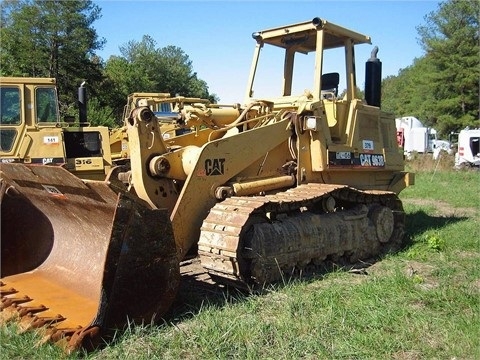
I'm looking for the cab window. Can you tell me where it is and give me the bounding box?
[0,129,17,152]
[0,87,20,152]
[0,87,21,125]
[36,87,59,123]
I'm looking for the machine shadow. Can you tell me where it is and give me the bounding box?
[403,210,469,248]
[162,260,247,325]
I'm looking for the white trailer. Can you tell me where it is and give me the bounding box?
[395,116,450,155]
[455,128,480,168]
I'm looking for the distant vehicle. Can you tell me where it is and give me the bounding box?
[395,116,451,156]
[453,128,480,168]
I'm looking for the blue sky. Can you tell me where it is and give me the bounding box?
[93,0,441,103]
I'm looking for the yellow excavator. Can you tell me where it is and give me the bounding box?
[0,77,120,180]
[1,18,414,352]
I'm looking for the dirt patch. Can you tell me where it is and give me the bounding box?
[402,198,478,218]
[392,350,423,360]
[366,260,440,291]
[455,251,480,259]
[404,261,439,290]
[471,279,480,294]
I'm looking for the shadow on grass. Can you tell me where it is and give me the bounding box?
[404,210,468,246]
[162,261,247,325]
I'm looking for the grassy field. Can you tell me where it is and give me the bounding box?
[1,155,479,359]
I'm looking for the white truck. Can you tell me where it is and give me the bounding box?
[395,116,450,157]
[454,128,480,168]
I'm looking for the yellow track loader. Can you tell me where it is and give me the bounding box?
[1,18,414,352]
[111,92,234,160]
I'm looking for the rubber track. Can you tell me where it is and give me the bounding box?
[198,183,405,288]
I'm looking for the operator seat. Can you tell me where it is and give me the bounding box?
[321,72,340,99]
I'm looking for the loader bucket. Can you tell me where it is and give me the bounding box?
[0,163,180,353]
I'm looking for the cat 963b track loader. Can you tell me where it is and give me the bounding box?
[1,18,414,352]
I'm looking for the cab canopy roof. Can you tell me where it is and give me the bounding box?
[252,17,371,53]
[1,77,56,85]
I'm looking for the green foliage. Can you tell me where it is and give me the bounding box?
[0,0,218,127]
[382,57,438,127]
[86,97,116,128]
[426,233,445,251]
[406,230,446,259]
[339,86,364,100]
[382,0,480,136]
[103,36,218,120]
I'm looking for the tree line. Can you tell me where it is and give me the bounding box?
[0,0,216,128]
[1,0,478,136]
[382,0,479,137]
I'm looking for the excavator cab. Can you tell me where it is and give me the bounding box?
[0,77,114,180]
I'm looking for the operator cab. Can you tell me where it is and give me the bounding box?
[245,17,371,104]
[0,78,60,154]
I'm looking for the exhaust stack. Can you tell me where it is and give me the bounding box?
[365,46,382,108]
[78,81,87,124]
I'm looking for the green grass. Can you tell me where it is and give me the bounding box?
[401,170,480,208]
[1,164,479,359]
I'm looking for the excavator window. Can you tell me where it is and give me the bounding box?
[0,129,17,152]
[470,137,480,156]
[0,87,20,152]
[0,87,21,125]
[36,87,59,123]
